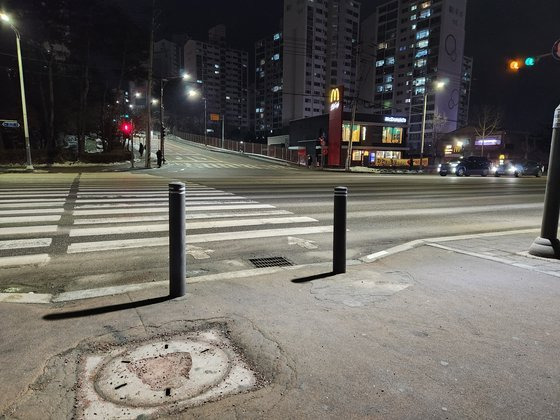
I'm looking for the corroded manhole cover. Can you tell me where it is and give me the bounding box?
[76,329,257,418]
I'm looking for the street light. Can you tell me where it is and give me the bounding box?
[419,79,447,170]
[158,73,191,163]
[188,89,207,145]
[1,12,33,170]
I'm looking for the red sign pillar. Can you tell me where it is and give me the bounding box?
[328,86,344,167]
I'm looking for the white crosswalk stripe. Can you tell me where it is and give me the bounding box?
[0,180,329,266]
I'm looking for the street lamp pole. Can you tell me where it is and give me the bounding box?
[419,91,428,171]
[160,79,166,163]
[1,14,33,170]
[204,97,207,146]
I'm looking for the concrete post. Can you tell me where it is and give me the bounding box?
[169,182,186,297]
[333,186,347,274]
[529,104,560,258]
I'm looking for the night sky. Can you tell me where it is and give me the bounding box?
[2,0,559,133]
[128,0,560,133]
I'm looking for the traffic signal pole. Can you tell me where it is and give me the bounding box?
[529,104,560,259]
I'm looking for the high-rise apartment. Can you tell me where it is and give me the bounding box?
[457,55,473,128]
[255,31,284,140]
[281,0,361,126]
[361,0,468,154]
[154,39,181,79]
[184,25,249,132]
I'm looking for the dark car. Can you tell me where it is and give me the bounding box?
[494,160,544,177]
[440,156,492,177]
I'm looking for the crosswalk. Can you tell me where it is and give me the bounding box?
[0,175,331,269]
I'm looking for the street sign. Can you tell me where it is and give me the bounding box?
[553,39,560,61]
[210,113,220,121]
[1,120,20,128]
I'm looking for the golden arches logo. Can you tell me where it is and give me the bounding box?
[330,88,340,104]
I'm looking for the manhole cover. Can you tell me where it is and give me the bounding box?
[76,329,257,418]
[249,256,293,268]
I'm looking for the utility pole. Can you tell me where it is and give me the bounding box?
[160,79,166,163]
[419,91,428,170]
[145,0,154,169]
[221,114,225,149]
[346,45,360,171]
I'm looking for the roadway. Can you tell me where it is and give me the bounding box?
[0,136,547,294]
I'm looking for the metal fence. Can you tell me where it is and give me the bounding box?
[172,130,302,165]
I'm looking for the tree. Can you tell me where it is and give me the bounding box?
[432,109,448,160]
[473,106,502,157]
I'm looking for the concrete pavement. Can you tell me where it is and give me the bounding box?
[1,230,559,419]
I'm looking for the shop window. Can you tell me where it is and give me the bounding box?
[382,126,403,144]
[342,123,362,142]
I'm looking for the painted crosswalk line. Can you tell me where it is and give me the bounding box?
[0,238,52,250]
[0,254,50,268]
[69,216,318,237]
[67,226,333,253]
[0,225,59,236]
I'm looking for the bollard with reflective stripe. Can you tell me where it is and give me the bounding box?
[169,182,186,297]
[529,103,560,258]
[333,186,347,274]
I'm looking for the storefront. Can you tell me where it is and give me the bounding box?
[288,112,409,167]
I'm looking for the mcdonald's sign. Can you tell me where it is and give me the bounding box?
[329,87,341,111]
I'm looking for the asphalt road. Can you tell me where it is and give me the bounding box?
[0,137,547,294]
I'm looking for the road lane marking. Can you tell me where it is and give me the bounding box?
[73,210,293,224]
[72,204,276,216]
[0,226,59,236]
[74,200,258,209]
[0,202,65,208]
[69,216,318,237]
[0,238,52,250]
[0,215,61,224]
[0,208,64,216]
[74,196,247,204]
[67,226,333,253]
[0,253,50,267]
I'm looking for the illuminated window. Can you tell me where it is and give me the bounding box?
[420,9,431,18]
[416,29,430,40]
[376,59,385,67]
[384,74,393,83]
[342,124,362,142]
[411,5,417,10]
[415,49,428,58]
[273,33,281,40]
[382,127,403,144]
[414,59,427,67]
[386,56,395,65]
[421,1,431,8]
[414,77,426,85]
[416,39,429,48]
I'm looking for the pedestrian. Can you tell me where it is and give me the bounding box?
[156,149,162,167]
[139,143,144,157]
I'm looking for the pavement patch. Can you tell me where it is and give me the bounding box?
[76,328,258,418]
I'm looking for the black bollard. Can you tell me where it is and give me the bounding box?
[169,182,186,297]
[529,104,560,258]
[333,186,347,274]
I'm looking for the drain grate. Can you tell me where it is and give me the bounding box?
[249,256,293,268]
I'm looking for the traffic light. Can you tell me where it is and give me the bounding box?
[508,56,538,71]
[508,59,522,71]
[119,121,133,137]
[524,57,536,66]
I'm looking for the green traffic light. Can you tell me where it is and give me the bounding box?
[525,57,535,66]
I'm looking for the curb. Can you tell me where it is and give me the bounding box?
[1,228,547,305]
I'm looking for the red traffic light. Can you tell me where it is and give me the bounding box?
[119,121,133,135]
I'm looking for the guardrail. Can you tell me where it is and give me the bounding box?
[172,130,302,165]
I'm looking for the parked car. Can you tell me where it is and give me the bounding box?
[494,160,544,177]
[438,160,461,176]
[439,156,492,177]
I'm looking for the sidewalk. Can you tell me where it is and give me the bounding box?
[1,230,559,419]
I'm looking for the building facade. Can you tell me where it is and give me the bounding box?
[282,0,361,125]
[154,39,181,79]
[184,25,249,132]
[255,31,284,141]
[361,0,468,155]
[457,55,473,128]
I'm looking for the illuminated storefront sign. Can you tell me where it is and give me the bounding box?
[330,88,341,111]
[475,138,501,146]
[328,86,344,166]
[383,116,407,124]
